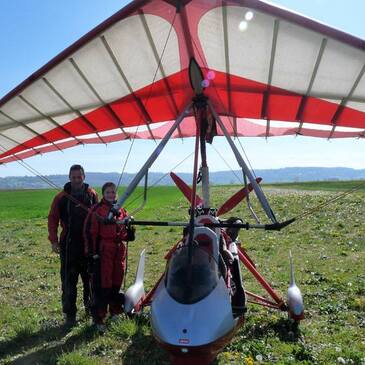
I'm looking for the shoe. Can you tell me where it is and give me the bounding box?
[110,314,120,322]
[96,323,106,333]
[63,314,77,327]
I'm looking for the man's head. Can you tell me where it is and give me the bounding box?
[69,164,85,190]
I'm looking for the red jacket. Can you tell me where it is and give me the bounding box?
[84,199,129,257]
[48,182,98,244]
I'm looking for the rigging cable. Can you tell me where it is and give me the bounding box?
[187,35,266,221]
[2,144,365,225]
[0,13,179,200]
[187,36,267,224]
[188,35,262,183]
[295,181,365,220]
[116,126,140,190]
[2,8,364,226]
[124,151,194,211]
[186,35,365,223]
[115,12,177,189]
[210,143,243,184]
[0,144,60,190]
[0,144,95,211]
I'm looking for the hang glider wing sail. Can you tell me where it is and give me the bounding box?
[1,0,365,164]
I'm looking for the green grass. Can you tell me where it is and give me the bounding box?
[265,180,365,192]
[0,182,364,364]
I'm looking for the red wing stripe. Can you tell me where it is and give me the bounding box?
[2,69,365,162]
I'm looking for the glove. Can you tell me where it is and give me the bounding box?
[87,254,100,274]
[87,255,93,274]
[51,242,60,253]
[126,225,136,242]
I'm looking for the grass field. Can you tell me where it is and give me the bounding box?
[0,181,364,364]
[266,180,365,192]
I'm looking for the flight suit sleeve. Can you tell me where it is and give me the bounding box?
[48,193,62,243]
[84,207,100,257]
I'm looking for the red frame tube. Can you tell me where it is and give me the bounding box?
[247,299,281,309]
[245,290,280,308]
[164,239,183,260]
[138,272,165,309]
[238,245,256,268]
[237,246,285,309]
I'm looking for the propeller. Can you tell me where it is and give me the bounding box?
[217,177,262,216]
[170,172,204,207]
[171,172,263,216]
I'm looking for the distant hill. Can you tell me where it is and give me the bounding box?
[1,167,365,189]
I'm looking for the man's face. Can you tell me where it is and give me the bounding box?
[69,169,85,189]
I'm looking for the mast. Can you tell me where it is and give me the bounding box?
[199,103,210,209]
[194,94,210,209]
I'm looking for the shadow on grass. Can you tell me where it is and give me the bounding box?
[121,316,169,365]
[244,317,302,343]
[2,323,97,365]
[0,320,70,359]
[120,316,224,365]
[121,317,302,365]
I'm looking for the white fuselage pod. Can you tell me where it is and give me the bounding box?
[287,284,304,320]
[151,276,237,347]
[287,251,304,321]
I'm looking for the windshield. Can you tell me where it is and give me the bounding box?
[165,244,220,304]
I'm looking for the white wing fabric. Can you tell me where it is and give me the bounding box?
[1,0,365,163]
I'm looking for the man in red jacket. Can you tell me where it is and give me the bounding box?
[48,164,98,326]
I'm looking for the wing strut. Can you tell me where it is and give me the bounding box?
[208,100,278,224]
[109,102,192,218]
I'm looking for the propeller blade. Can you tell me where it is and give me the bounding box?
[170,172,204,207]
[217,177,262,216]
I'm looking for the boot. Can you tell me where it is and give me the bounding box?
[63,313,77,327]
[96,323,106,334]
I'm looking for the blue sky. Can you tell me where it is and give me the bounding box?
[1,0,365,177]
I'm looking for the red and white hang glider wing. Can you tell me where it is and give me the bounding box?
[1,0,365,164]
